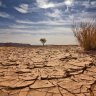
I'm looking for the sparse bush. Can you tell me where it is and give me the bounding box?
[72,20,96,50]
[40,38,47,46]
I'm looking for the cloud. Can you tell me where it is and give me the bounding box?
[91,1,96,6]
[14,4,29,13]
[0,12,11,18]
[15,18,72,27]
[9,24,31,29]
[16,20,32,24]
[0,1,2,6]
[82,11,96,18]
[36,0,55,9]
[81,1,90,8]
[0,25,72,35]
[36,0,68,9]
[46,9,62,18]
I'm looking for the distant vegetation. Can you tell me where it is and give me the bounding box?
[72,20,96,50]
[40,38,47,46]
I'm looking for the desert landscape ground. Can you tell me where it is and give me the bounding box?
[0,45,96,96]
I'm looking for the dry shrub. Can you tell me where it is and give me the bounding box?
[72,20,96,50]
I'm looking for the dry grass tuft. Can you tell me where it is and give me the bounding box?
[72,20,96,50]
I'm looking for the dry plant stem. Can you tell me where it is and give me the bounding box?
[72,20,96,50]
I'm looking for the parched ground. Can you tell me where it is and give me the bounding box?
[0,46,96,96]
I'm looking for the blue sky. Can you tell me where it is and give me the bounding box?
[0,0,96,45]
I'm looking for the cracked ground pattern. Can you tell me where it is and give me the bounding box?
[0,46,96,96]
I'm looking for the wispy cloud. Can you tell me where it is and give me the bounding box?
[91,1,96,6]
[0,1,2,6]
[16,20,34,24]
[0,26,72,35]
[14,4,29,13]
[0,12,11,18]
[46,9,62,19]
[15,18,72,27]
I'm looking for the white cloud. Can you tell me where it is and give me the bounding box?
[36,0,71,9]
[64,0,73,6]
[16,20,34,24]
[81,1,90,8]
[46,9,62,19]
[0,12,11,18]
[1,25,72,35]
[36,0,55,9]
[16,18,71,26]
[81,11,96,18]
[72,11,96,24]
[91,1,96,6]
[14,4,29,13]
[90,1,96,8]
[10,24,31,29]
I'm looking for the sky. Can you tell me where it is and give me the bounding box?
[0,0,96,45]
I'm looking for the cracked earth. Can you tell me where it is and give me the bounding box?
[0,46,96,96]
